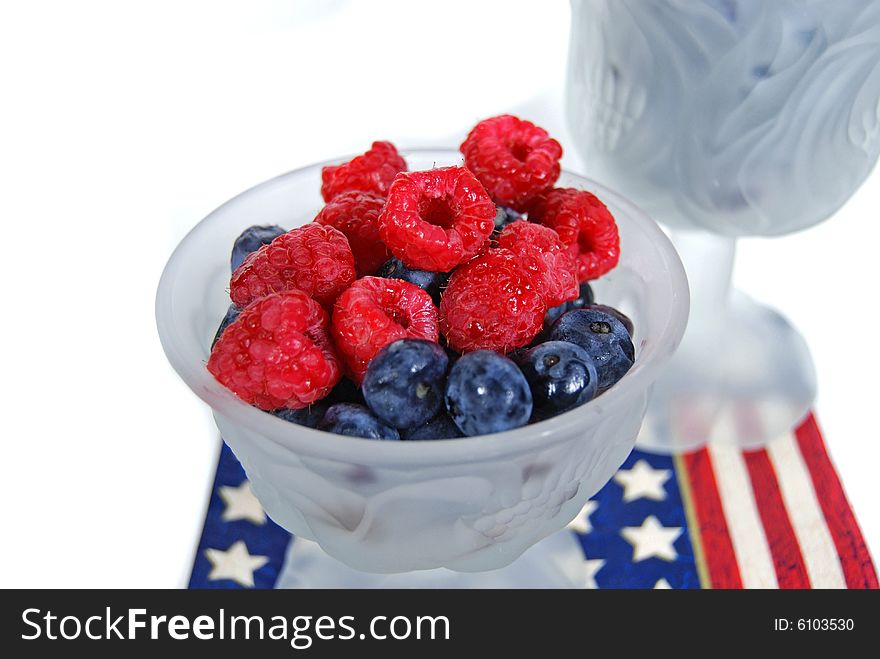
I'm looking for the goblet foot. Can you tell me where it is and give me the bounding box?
[637,290,816,453]
[274,531,590,588]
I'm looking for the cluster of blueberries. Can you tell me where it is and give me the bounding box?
[216,213,635,440]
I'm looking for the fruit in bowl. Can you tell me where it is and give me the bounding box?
[155,118,688,574]
[208,117,638,440]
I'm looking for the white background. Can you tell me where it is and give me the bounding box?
[1,0,876,587]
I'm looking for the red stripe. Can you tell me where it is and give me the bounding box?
[742,448,811,588]
[794,414,879,589]
[682,448,743,589]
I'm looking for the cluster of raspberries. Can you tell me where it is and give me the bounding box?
[208,116,620,413]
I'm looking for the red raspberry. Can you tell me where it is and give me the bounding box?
[439,249,545,354]
[331,277,439,382]
[208,290,341,411]
[460,115,562,212]
[230,223,356,308]
[529,188,620,282]
[378,166,495,272]
[496,220,579,307]
[314,191,391,277]
[321,141,407,202]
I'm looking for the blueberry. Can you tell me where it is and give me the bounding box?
[513,341,598,420]
[550,309,634,392]
[543,282,595,331]
[404,412,464,440]
[542,305,567,333]
[362,339,448,429]
[272,403,328,429]
[377,258,448,305]
[444,350,533,436]
[324,377,365,406]
[491,206,522,238]
[317,403,400,440]
[569,282,596,310]
[587,303,634,336]
[211,304,241,349]
[231,225,286,271]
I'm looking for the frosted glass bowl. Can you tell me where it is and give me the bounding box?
[156,149,688,573]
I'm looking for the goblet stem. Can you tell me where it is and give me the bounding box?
[669,230,734,335]
[638,230,816,452]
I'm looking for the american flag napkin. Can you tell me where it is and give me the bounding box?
[189,414,876,589]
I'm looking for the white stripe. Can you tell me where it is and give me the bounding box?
[707,433,779,588]
[766,432,847,589]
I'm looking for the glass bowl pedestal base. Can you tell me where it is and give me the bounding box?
[275,531,590,588]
